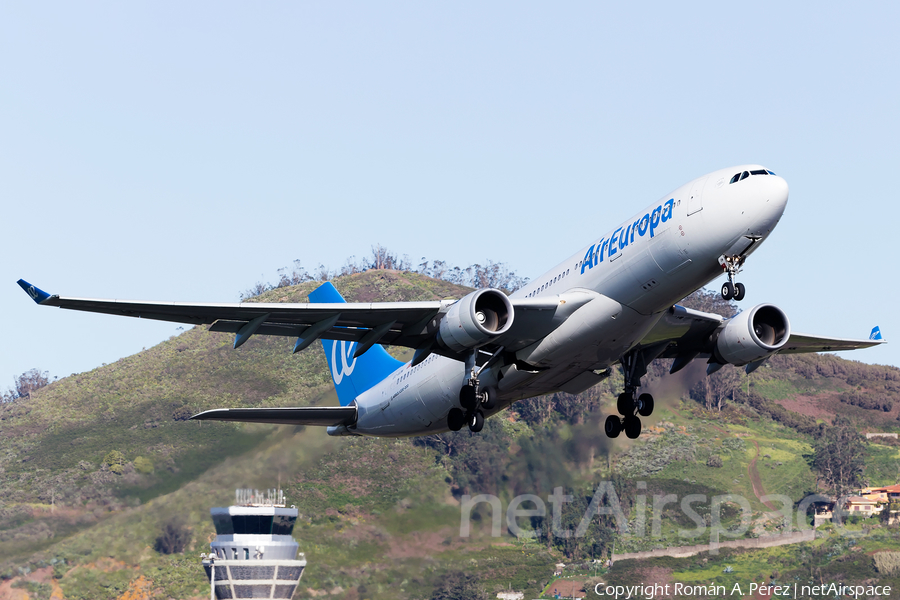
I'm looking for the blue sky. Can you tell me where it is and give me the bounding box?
[2,1,897,389]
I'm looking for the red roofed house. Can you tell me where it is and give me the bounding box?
[845,496,882,516]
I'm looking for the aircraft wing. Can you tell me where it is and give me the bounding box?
[16,279,563,354]
[17,278,451,349]
[191,405,357,426]
[778,330,885,354]
[639,304,884,360]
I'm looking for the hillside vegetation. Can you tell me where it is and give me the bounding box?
[1,268,898,599]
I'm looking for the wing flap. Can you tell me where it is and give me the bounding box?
[190,405,357,426]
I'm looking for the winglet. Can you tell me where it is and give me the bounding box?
[17,279,53,304]
[870,326,883,341]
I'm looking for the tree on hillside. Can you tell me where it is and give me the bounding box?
[691,364,744,411]
[812,416,867,498]
[242,246,530,298]
[276,259,314,287]
[3,368,50,402]
[368,244,410,271]
[430,571,488,600]
[154,517,191,555]
[102,450,127,475]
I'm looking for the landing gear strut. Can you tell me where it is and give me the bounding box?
[457,384,485,432]
[450,348,504,433]
[719,255,746,301]
[605,347,663,439]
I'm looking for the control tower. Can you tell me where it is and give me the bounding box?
[201,488,306,600]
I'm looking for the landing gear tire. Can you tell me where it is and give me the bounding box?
[468,410,484,433]
[617,392,633,416]
[459,385,477,410]
[605,415,622,438]
[480,387,497,411]
[721,281,735,300]
[447,408,465,431]
[637,393,654,417]
[734,282,746,301]
[624,415,642,439]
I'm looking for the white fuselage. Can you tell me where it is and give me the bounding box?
[352,165,789,436]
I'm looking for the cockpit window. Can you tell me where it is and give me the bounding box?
[730,169,776,184]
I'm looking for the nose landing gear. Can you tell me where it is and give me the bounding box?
[719,255,746,301]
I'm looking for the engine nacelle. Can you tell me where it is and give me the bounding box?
[437,289,514,353]
[714,304,791,366]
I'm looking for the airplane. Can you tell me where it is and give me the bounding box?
[18,165,886,440]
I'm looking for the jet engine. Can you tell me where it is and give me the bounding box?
[713,304,791,366]
[436,289,514,353]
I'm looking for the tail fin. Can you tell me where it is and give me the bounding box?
[309,282,403,406]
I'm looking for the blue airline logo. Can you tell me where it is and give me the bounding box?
[581,198,675,274]
[331,340,359,384]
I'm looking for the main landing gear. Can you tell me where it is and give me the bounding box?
[448,384,496,432]
[605,347,663,440]
[447,405,483,433]
[447,349,502,433]
[719,255,746,301]
[605,392,654,440]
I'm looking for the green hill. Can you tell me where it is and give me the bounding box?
[1,269,899,599]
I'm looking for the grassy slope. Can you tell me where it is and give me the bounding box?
[2,270,899,598]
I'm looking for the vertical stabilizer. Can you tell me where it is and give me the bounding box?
[309,282,403,406]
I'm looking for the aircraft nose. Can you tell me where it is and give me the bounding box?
[754,175,789,234]
[769,175,789,210]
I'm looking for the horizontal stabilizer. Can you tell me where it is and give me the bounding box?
[190,405,357,426]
